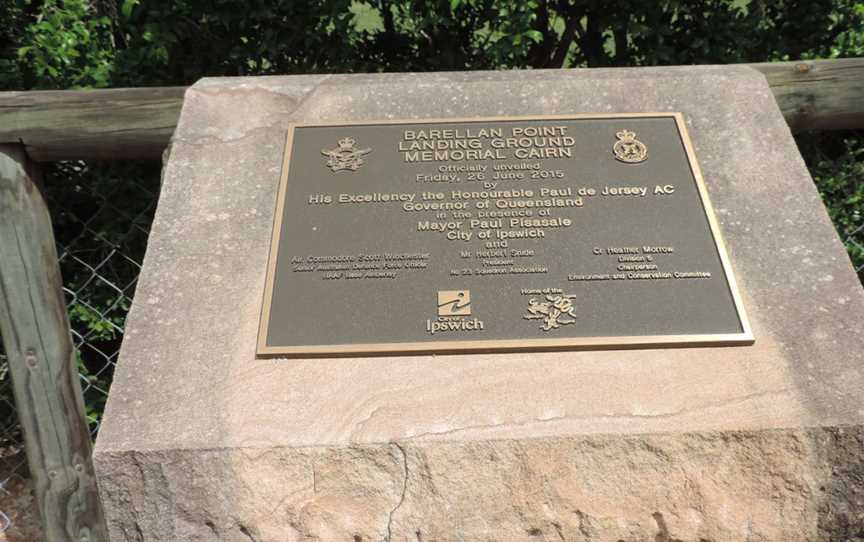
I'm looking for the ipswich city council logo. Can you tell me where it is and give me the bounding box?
[524,294,578,331]
[321,137,372,172]
[612,129,648,164]
[437,290,471,316]
[427,290,484,335]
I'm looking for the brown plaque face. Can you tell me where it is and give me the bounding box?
[258,114,753,356]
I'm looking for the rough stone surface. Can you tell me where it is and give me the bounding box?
[94,67,864,540]
[95,427,864,541]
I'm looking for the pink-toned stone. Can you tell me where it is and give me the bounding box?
[94,67,864,541]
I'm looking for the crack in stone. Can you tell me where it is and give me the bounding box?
[574,510,590,538]
[552,521,566,541]
[238,524,257,542]
[385,442,409,542]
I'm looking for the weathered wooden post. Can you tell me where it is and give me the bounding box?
[0,144,107,541]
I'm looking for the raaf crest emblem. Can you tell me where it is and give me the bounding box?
[321,137,372,172]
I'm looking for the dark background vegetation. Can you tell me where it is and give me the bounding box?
[0,0,862,437]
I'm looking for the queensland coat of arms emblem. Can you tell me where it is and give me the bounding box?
[612,129,648,163]
[523,294,578,331]
[321,137,372,172]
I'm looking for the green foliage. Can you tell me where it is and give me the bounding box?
[798,132,864,280]
[3,0,864,89]
[17,0,116,88]
[828,3,864,57]
[88,0,864,82]
[0,1,28,89]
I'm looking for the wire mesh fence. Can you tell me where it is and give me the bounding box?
[0,151,860,538]
[845,223,864,277]
[0,160,160,539]
[49,161,161,438]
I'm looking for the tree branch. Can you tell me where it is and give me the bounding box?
[549,11,581,68]
[379,0,397,38]
[527,0,553,67]
[613,16,630,66]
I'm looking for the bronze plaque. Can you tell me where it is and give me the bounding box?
[258,114,753,356]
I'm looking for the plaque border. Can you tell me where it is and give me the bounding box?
[257,113,754,357]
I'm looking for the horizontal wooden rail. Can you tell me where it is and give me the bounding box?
[756,58,864,133]
[0,87,185,162]
[0,58,862,162]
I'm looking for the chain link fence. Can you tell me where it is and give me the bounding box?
[0,160,160,540]
[0,145,861,539]
[53,161,160,437]
[845,224,864,277]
